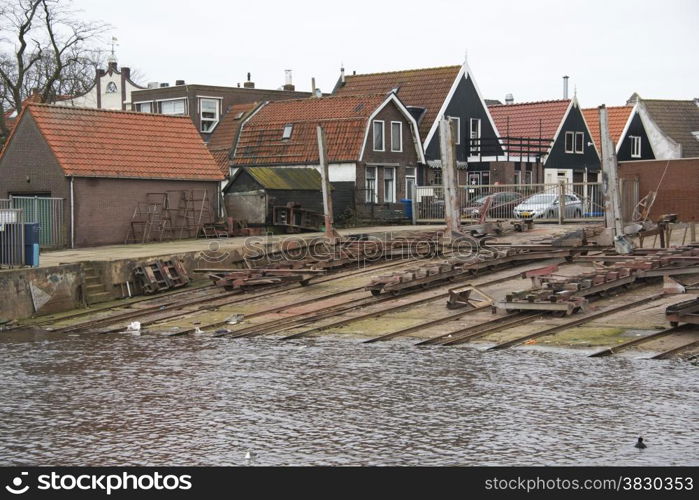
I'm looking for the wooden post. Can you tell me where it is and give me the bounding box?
[439,119,462,235]
[691,221,696,243]
[599,105,632,253]
[316,125,340,243]
[557,181,565,225]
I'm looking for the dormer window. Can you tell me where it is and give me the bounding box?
[282,124,293,140]
[199,98,220,133]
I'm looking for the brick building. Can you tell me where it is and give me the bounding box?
[0,104,223,247]
[230,93,424,222]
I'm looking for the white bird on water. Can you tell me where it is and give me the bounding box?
[126,321,141,335]
[245,450,257,466]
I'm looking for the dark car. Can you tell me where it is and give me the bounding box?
[462,191,522,219]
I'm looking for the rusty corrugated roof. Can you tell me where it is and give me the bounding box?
[244,167,323,190]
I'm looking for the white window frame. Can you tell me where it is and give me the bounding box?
[365,166,377,203]
[469,118,481,154]
[447,116,461,145]
[134,101,153,113]
[158,98,187,115]
[575,132,584,154]
[630,135,642,158]
[564,131,575,153]
[390,121,403,152]
[199,97,220,133]
[373,120,385,151]
[282,124,293,140]
[383,167,396,203]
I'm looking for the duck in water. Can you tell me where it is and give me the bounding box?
[635,437,647,449]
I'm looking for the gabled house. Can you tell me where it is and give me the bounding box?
[207,101,262,176]
[333,62,502,186]
[626,96,699,159]
[231,93,425,220]
[582,105,655,162]
[61,58,145,110]
[488,97,601,184]
[0,104,223,247]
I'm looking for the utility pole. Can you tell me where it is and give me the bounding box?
[316,125,340,243]
[439,118,462,235]
[599,105,633,254]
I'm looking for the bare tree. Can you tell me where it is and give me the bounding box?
[0,0,107,143]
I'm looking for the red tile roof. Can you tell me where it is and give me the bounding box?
[334,65,461,139]
[582,106,634,151]
[207,102,260,173]
[232,94,389,166]
[22,104,223,180]
[488,100,571,140]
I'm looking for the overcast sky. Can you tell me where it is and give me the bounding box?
[73,0,698,107]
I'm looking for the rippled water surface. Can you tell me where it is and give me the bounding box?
[0,329,697,466]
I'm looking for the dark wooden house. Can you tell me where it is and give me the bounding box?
[488,97,601,184]
[333,61,503,187]
[583,105,655,162]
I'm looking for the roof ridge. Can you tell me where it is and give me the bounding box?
[489,99,570,108]
[345,65,461,78]
[641,98,698,103]
[27,102,192,120]
[582,105,633,111]
[262,93,388,106]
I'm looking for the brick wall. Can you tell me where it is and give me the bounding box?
[619,158,699,221]
[73,178,220,247]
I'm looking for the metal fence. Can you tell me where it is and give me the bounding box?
[0,208,25,268]
[414,182,606,223]
[1,196,66,249]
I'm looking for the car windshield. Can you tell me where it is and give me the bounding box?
[524,194,556,203]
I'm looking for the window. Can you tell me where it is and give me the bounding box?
[482,171,490,185]
[470,118,481,154]
[405,167,416,200]
[159,99,186,115]
[447,116,461,145]
[282,124,293,140]
[575,132,584,153]
[391,121,402,152]
[630,136,641,158]
[383,167,395,203]
[373,120,384,151]
[564,131,575,153]
[365,166,377,203]
[200,98,220,132]
[433,169,442,186]
[135,102,152,113]
[106,81,118,93]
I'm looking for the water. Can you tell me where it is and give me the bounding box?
[0,329,697,466]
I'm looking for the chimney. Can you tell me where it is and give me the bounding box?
[505,93,514,105]
[340,65,345,85]
[159,82,169,88]
[283,69,295,91]
[108,60,118,72]
[311,77,317,96]
[121,67,131,79]
[563,75,569,99]
[175,79,185,86]
[243,72,255,89]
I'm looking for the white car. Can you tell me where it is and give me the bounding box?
[513,193,583,219]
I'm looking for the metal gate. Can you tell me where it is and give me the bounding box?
[3,196,66,249]
[414,182,605,224]
[0,208,25,267]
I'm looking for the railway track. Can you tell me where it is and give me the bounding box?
[589,324,696,358]
[48,254,436,334]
